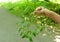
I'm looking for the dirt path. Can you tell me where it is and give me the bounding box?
[0,7,29,42]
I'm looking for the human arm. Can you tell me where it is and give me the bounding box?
[32,6,60,24]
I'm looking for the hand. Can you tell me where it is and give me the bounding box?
[31,6,45,15]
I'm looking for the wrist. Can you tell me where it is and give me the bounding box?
[42,9,51,17]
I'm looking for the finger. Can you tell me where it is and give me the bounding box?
[36,6,44,11]
[30,11,36,15]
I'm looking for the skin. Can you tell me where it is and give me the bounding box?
[31,6,60,24]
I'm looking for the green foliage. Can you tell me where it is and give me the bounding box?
[1,1,60,42]
[44,0,50,2]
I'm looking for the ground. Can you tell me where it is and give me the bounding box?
[0,7,23,42]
